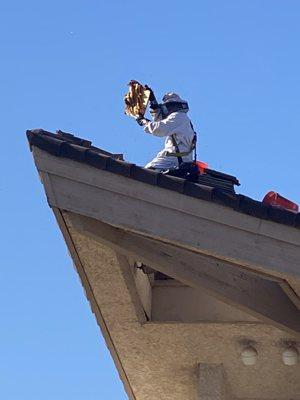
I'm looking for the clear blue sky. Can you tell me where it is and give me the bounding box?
[1,1,299,399]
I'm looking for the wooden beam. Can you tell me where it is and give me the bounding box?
[115,253,148,323]
[67,212,300,338]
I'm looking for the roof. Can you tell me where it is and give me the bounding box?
[26,128,300,230]
[27,128,300,398]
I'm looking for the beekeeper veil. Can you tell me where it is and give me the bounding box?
[150,92,189,120]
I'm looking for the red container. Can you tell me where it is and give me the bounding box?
[263,191,299,213]
[195,161,208,174]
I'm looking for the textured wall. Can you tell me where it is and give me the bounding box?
[64,212,300,400]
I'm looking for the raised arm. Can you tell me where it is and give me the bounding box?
[144,113,178,137]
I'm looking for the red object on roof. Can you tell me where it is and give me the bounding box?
[263,191,299,213]
[195,161,209,174]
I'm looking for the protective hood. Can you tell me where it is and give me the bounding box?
[162,92,187,104]
[159,92,189,117]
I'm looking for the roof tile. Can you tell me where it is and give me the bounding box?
[184,181,213,201]
[295,213,300,229]
[61,143,88,162]
[157,174,186,193]
[56,130,92,147]
[27,130,66,156]
[106,158,134,177]
[85,150,110,170]
[212,189,239,208]
[130,165,161,185]
[238,195,269,219]
[268,206,297,227]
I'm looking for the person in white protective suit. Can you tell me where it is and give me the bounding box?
[136,92,196,170]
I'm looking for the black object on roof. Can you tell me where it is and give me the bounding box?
[26,129,300,230]
[197,171,237,194]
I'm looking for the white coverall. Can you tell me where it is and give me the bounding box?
[144,110,195,170]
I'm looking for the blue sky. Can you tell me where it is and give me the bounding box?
[1,1,300,399]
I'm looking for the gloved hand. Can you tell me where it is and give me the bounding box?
[145,84,160,111]
[144,85,155,102]
[136,116,150,126]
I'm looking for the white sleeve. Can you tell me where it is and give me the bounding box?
[144,113,178,137]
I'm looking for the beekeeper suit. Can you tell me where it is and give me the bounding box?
[136,93,196,170]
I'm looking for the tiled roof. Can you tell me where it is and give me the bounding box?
[27,129,300,230]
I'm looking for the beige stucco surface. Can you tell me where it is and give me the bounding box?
[64,212,300,400]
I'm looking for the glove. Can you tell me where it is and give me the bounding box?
[145,84,160,111]
[136,116,150,126]
[144,85,155,102]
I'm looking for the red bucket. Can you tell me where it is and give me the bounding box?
[263,191,299,213]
